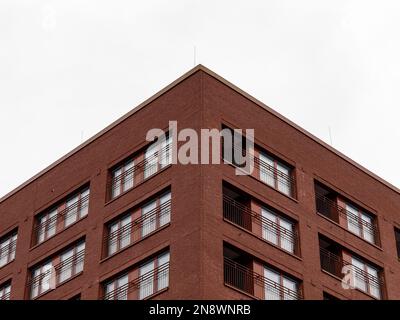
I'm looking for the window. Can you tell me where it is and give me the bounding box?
[351,257,381,299]
[111,159,134,198]
[108,215,132,256]
[259,152,293,196]
[64,189,90,227]
[105,274,129,301]
[106,191,171,257]
[0,282,11,300]
[58,242,85,283]
[264,267,299,300]
[35,187,90,244]
[144,134,172,179]
[261,207,295,253]
[0,231,17,268]
[395,228,400,259]
[31,261,54,299]
[30,241,85,299]
[345,203,375,244]
[139,252,170,299]
[103,251,170,300]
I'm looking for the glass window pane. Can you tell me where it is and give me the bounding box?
[159,192,171,226]
[141,201,157,237]
[120,216,132,249]
[123,161,134,191]
[351,257,367,292]
[79,189,90,217]
[65,196,78,227]
[282,277,298,300]
[261,208,278,245]
[277,163,291,196]
[264,267,281,300]
[279,218,294,253]
[139,260,155,299]
[259,153,275,187]
[59,250,73,283]
[144,143,159,179]
[346,204,361,236]
[157,252,170,291]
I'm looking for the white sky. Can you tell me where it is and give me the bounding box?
[1,0,400,198]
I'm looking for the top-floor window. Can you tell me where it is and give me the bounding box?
[258,152,294,197]
[315,181,379,246]
[109,132,172,200]
[221,125,296,198]
[0,230,17,268]
[34,186,90,245]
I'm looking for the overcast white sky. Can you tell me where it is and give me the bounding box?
[1,0,400,198]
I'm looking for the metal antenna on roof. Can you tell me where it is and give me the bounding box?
[193,45,197,66]
[328,126,333,146]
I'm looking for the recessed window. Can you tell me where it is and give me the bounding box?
[34,186,90,245]
[0,230,17,268]
[222,183,299,255]
[319,235,383,299]
[315,181,379,245]
[29,241,85,299]
[108,132,172,200]
[105,190,171,257]
[259,152,293,196]
[103,251,170,300]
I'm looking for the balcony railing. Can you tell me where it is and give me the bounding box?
[316,194,379,245]
[102,262,170,300]
[224,258,302,300]
[107,144,171,200]
[33,193,90,244]
[223,195,299,255]
[224,145,296,197]
[319,247,383,298]
[103,200,171,257]
[28,249,85,297]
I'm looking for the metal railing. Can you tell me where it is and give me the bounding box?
[28,249,86,295]
[223,195,299,255]
[224,258,302,300]
[108,144,171,200]
[223,145,296,197]
[319,247,383,297]
[33,193,90,244]
[316,194,379,245]
[102,262,170,300]
[103,200,171,257]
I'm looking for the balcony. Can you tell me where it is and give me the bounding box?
[102,262,169,300]
[223,245,302,300]
[315,183,379,246]
[224,258,302,300]
[103,199,171,257]
[319,237,384,299]
[223,143,296,198]
[223,191,299,255]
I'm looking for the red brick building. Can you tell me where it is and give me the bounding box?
[1,65,400,300]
